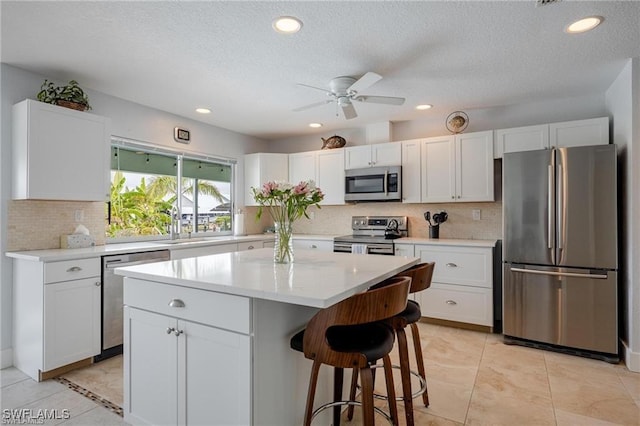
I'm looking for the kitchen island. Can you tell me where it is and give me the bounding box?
[116,248,418,426]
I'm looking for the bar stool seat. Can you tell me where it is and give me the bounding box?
[290,276,411,426]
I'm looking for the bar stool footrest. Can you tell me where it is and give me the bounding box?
[311,400,394,425]
[363,364,427,401]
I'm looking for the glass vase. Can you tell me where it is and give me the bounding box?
[274,222,294,264]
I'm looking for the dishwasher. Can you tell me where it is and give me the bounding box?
[98,250,170,361]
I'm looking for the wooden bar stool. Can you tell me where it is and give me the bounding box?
[348,262,435,426]
[290,276,411,426]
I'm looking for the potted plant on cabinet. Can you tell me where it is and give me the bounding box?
[37,79,92,111]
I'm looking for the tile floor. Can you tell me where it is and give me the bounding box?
[1,322,639,425]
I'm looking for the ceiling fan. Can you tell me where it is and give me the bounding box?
[293,72,405,120]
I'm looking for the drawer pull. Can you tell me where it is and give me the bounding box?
[311,245,317,249]
[445,300,457,305]
[66,266,82,272]
[95,281,101,287]
[168,299,185,308]
[174,329,184,337]
[247,245,254,250]
[446,263,458,268]
[166,327,175,334]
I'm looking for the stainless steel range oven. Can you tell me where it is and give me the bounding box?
[333,216,408,255]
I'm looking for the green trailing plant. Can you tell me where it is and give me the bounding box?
[37,79,92,110]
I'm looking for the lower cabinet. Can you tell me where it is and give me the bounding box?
[412,243,494,327]
[124,293,251,425]
[44,278,101,371]
[124,278,252,425]
[292,238,333,251]
[12,257,101,381]
[170,242,238,260]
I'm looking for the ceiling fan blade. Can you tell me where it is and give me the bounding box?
[341,102,357,120]
[292,99,333,112]
[353,95,405,106]
[347,72,382,93]
[297,83,333,94]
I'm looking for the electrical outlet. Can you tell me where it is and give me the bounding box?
[74,209,84,222]
[472,209,481,221]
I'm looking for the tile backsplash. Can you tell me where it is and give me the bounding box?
[288,201,503,240]
[7,200,106,251]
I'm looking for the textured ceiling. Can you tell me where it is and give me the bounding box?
[2,1,639,140]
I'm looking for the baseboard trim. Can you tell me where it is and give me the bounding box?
[622,340,640,372]
[1,348,13,369]
[419,317,493,333]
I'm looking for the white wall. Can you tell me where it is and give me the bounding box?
[0,64,269,366]
[270,93,608,153]
[606,58,640,372]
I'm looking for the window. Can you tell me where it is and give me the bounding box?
[107,140,234,241]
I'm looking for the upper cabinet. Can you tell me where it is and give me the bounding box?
[549,117,609,149]
[344,142,401,169]
[400,139,422,203]
[289,149,345,205]
[419,131,494,203]
[494,117,609,158]
[244,153,288,206]
[12,99,111,201]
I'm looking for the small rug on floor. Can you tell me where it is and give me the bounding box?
[54,376,123,417]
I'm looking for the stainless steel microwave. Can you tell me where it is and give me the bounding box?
[344,166,402,202]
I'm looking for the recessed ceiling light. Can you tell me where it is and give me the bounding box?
[415,104,433,110]
[195,108,211,114]
[309,123,322,128]
[566,16,603,34]
[273,16,303,34]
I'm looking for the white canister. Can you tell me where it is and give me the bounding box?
[234,213,246,236]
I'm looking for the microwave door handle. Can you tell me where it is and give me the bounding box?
[384,169,388,196]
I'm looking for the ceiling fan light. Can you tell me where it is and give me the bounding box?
[565,16,603,34]
[273,16,302,34]
[416,104,433,110]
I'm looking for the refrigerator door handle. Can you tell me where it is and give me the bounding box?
[509,267,608,280]
[547,164,555,250]
[556,164,564,250]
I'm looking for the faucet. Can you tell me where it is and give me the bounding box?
[169,206,180,240]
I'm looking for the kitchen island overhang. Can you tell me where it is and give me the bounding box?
[116,248,419,425]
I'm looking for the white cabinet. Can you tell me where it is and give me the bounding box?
[12,257,101,380]
[12,99,111,201]
[494,124,549,158]
[421,131,494,203]
[244,153,288,206]
[345,142,401,169]
[394,243,414,257]
[413,244,494,327]
[550,117,609,148]
[124,280,251,426]
[400,139,422,203]
[292,238,333,251]
[289,149,345,205]
[494,117,609,158]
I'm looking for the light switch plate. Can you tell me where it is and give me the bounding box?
[472,209,481,221]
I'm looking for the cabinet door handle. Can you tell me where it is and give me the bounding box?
[311,244,317,249]
[95,281,101,286]
[166,327,175,334]
[168,299,185,308]
[174,329,184,337]
[66,266,82,272]
[445,300,457,305]
[247,245,254,250]
[446,263,458,268]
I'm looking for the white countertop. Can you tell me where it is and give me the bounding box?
[115,248,419,308]
[397,238,497,247]
[4,235,276,262]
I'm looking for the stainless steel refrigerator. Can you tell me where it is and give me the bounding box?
[503,144,618,359]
